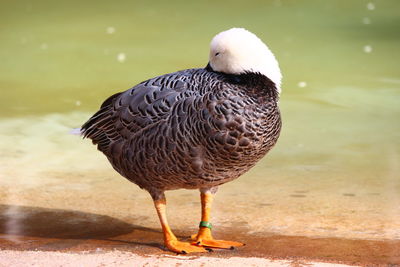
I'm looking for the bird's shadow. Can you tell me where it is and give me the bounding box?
[0,204,167,251]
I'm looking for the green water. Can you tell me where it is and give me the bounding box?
[1,0,400,241]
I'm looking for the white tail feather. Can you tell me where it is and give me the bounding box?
[69,128,82,136]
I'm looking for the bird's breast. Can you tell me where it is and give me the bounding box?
[197,95,281,172]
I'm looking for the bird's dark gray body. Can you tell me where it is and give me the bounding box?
[82,67,281,198]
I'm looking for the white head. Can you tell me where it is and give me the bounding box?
[209,28,282,92]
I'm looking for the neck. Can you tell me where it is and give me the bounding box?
[205,63,279,101]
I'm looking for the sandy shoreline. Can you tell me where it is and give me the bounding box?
[0,113,399,266]
[0,250,358,267]
[0,250,362,267]
[0,230,399,266]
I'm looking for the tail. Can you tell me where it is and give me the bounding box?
[81,92,123,152]
[69,128,82,136]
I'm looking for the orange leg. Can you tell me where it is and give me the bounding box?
[191,191,244,249]
[153,197,208,254]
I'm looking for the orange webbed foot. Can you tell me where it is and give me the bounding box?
[193,238,244,249]
[165,239,211,254]
[191,228,244,249]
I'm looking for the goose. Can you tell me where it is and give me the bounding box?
[81,28,282,254]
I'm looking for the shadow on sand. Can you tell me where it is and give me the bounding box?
[0,204,399,265]
[0,204,163,251]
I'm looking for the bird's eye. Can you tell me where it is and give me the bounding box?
[215,52,220,56]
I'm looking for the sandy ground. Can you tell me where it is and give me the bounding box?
[0,250,357,267]
[0,229,399,266]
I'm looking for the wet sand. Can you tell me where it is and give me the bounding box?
[0,204,399,266]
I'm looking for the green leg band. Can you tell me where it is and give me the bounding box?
[199,221,212,229]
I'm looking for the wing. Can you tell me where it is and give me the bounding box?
[81,69,200,153]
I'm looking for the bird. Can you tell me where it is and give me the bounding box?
[81,28,282,254]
